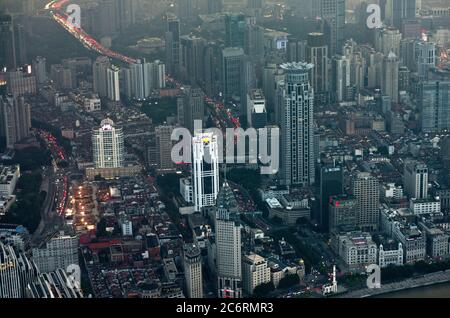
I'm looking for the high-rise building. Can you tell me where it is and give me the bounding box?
[93,56,110,98]
[247,89,267,129]
[321,0,345,57]
[306,32,329,104]
[332,54,351,102]
[165,14,181,77]
[0,242,39,298]
[276,62,315,187]
[92,118,125,168]
[216,182,242,298]
[404,160,428,200]
[207,0,223,14]
[183,243,203,298]
[0,95,31,149]
[181,86,205,133]
[31,231,79,273]
[107,65,120,102]
[382,52,399,104]
[50,64,74,91]
[244,23,264,59]
[415,41,436,81]
[240,56,257,115]
[375,27,402,57]
[329,195,357,233]
[180,35,207,85]
[351,172,380,232]
[125,59,162,100]
[225,14,247,48]
[419,81,450,133]
[287,37,307,63]
[242,253,271,296]
[192,132,220,212]
[318,166,343,231]
[384,0,416,29]
[32,56,47,85]
[155,125,175,171]
[115,0,136,32]
[0,15,16,70]
[6,70,36,96]
[221,47,244,102]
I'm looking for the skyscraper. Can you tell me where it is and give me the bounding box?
[382,52,399,104]
[306,32,329,104]
[351,172,380,232]
[107,65,120,102]
[404,160,428,200]
[321,0,345,57]
[221,47,244,102]
[0,15,16,70]
[192,132,220,212]
[165,14,181,77]
[93,56,111,98]
[318,166,344,231]
[155,124,175,171]
[419,81,450,133]
[277,62,315,186]
[180,35,206,85]
[329,195,358,233]
[225,14,247,48]
[332,54,351,102]
[415,41,436,80]
[181,86,205,133]
[183,243,203,298]
[92,118,125,168]
[247,89,267,129]
[384,0,416,29]
[32,56,47,85]
[0,95,31,149]
[0,242,39,298]
[207,0,223,14]
[216,182,242,298]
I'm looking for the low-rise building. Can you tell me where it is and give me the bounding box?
[333,232,377,270]
[242,253,271,295]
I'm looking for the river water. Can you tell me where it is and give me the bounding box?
[374,282,450,298]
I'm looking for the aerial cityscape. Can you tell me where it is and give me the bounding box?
[2,0,450,302]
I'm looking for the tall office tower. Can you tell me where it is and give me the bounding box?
[351,172,380,232]
[180,35,207,85]
[6,70,36,96]
[403,160,428,199]
[92,118,125,169]
[216,182,242,298]
[287,37,307,63]
[321,0,345,57]
[155,125,175,171]
[276,62,315,187]
[247,89,267,129]
[93,56,111,98]
[13,22,27,67]
[329,195,358,233]
[152,60,166,89]
[182,87,205,133]
[208,0,223,14]
[50,64,74,91]
[203,44,218,97]
[240,57,257,116]
[332,54,351,102]
[32,56,47,85]
[179,0,195,22]
[221,47,244,102]
[375,27,402,57]
[183,243,203,298]
[382,52,399,104]
[165,14,181,77]
[398,66,410,92]
[31,231,78,273]
[263,63,285,113]
[0,15,16,70]
[415,41,436,80]
[242,253,271,296]
[0,242,39,298]
[192,132,220,212]
[115,0,136,32]
[384,0,416,29]
[318,166,344,231]
[0,95,31,149]
[244,23,265,59]
[306,32,329,104]
[107,65,120,102]
[225,14,247,48]
[419,81,450,133]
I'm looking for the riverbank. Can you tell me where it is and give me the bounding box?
[337,269,450,298]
